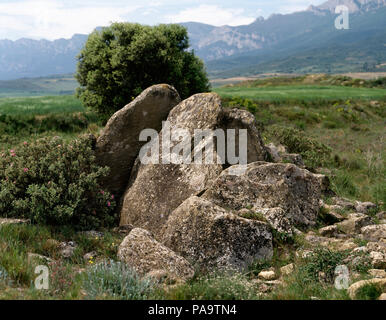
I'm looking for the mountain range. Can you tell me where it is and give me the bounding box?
[0,0,385,80]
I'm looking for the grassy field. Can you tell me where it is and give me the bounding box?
[0,76,385,300]
[0,95,84,115]
[0,74,77,97]
[215,85,386,102]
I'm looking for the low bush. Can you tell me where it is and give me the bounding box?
[268,125,332,169]
[355,283,382,300]
[0,136,116,229]
[83,260,155,300]
[300,248,348,284]
[163,273,260,300]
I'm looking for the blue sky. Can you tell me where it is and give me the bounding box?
[0,0,326,40]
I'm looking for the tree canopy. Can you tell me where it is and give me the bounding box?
[76,23,210,117]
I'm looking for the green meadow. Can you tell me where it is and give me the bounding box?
[214,85,386,102]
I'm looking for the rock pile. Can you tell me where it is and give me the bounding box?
[92,85,384,292]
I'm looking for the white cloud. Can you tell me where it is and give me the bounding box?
[166,4,255,26]
[0,0,141,40]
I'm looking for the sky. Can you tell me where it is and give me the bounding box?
[0,0,326,41]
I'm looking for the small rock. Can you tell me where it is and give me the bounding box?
[367,240,386,254]
[113,224,134,235]
[336,215,372,234]
[280,263,294,276]
[146,270,182,285]
[379,293,386,300]
[355,201,377,214]
[59,241,77,259]
[361,224,386,242]
[369,251,386,269]
[340,240,358,251]
[376,211,386,220]
[331,197,355,210]
[352,246,368,254]
[27,253,53,265]
[319,225,338,237]
[258,270,277,281]
[0,218,30,226]
[118,228,194,281]
[79,231,104,239]
[83,251,98,262]
[348,278,386,300]
[368,269,386,279]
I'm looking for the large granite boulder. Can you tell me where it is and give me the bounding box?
[119,93,268,238]
[117,228,194,281]
[161,196,273,271]
[202,162,325,232]
[95,84,181,198]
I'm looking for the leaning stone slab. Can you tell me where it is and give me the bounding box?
[117,228,194,281]
[96,84,181,199]
[119,94,268,238]
[202,162,324,231]
[161,196,273,272]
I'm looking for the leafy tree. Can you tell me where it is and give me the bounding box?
[76,23,210,117]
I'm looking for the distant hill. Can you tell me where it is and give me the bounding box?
[0,0,385,80]
[0,35,87,80]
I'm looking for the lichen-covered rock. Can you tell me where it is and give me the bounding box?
[331,197,356,211]
[369,251,386,269]
[202,162,324,231]
[354,201,377,214]
[336,214,373,234]
[117,228,194,281]
[368,269,386,279]
[265,143,305,168]
[258,270,277,281]
[96,84,181,198]
[361,224,386,242]
[119,93,268,238]
[161,196,273,272]
[119,93,224,237]
[319,225,339,237]
[220,108,268,163]
[0,218,29,226]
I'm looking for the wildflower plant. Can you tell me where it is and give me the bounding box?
[0,136,116,229]
[83,260,155,300]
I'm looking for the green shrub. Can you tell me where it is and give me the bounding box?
[0,136,116,229]
[0,112,100,136]
[163,273,259,300]
[268,125,332,169]
[331,170,358,198]
[300,248,348,284]
[83,260,155,300]
[355,283,382,300]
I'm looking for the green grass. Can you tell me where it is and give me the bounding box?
[0,74,78,98]
[215,85,386,102]
[0,95,84,115]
